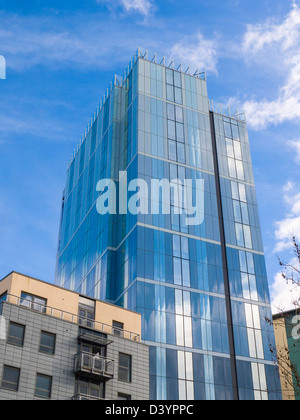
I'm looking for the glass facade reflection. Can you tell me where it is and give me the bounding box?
[55,51,281,400]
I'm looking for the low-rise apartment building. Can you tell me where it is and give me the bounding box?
[0,272,149,400]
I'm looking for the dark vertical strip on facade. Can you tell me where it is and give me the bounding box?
[209,111,239,400]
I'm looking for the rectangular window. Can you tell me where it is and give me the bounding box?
[0,292,7,315]
[118,353,132,383]
[39,331,56,355]
[166,68,174,85]
[118,393,132,400]
[175,106,184,123]
[168,140,177,161]
[174,87,183,104]
[113,320,124,337]
[174,71,182,88]
[167,119,176,140]
[1,366,20,391]
[177,142,185,164]
[176,122,184,143]
[35,374,52,399]
[20,292,47,313]
[78,296,95,329]
[7,322,25,347]
[167,84,174,102]
[167,103,175,120]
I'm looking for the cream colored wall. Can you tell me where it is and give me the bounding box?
[95,300,141,337]
[273,317,295,400]
[4,272,79,315]
[0,272,141,337]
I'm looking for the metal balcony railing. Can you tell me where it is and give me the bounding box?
[2,293,140,342]
[74,351,114,379]
[73,394,106,401]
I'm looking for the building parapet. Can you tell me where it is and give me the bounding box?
[0,293,140,342]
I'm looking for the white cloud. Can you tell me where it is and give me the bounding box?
[270,269,300,314]
[239,2,300,129]
[274,182,300,252]
[289,139,300,163]
[169,33,218,75]
[120,0,153,15]
[0,12,140,72]
[97,0,153,16]
[243,1,300,55]
[271,179,300,313]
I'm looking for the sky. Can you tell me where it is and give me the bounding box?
[1,0,300,313]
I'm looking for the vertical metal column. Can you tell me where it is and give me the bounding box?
[209,111,239,400]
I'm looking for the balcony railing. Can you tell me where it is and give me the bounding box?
[74,351,114,379]
[2,293,140,342]
[73,394,106,401]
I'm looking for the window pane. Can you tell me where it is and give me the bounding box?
[175,106,183,123]
[40,332,56,355]
[174,71,182,88]
[177,142,185,164]
[118,393,131,400]
[167,84,174,102]
[174,87,182,104]
[226,138,234,158]
[35,374,52,398]
[2,366,20,391]
[235,223,244,247]
[224,122,232,138]
[167,103,175,120]
[166,69,174,85]
[173,235,181,258]
[168,120,176,140]
[231,124,239,140]
[233,141,242,160]
[168,140,177,161]
[228,158,237,178]
[236,160,245,181]
[113,321,124,337]
[118,353,131,382]
[173,258,182,285]
[176,122,184,143]
[7,323,25,347]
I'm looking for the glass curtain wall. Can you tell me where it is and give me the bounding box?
[55,53,281,400]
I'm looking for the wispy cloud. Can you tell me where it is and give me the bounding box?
[274,181,300,253]
[270,269,300,313]
[169,33,218,75]
[97,0,154,16]
[271,179,300,312]
[0,12,139,72]
[239,2,300,129]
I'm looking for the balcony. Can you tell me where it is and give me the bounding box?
[74,351,114,380]
[73,394,106,401]
[1,293,140,342]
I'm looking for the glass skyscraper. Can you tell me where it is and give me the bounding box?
[55,50,281,400]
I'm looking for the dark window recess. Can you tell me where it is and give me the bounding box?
[113,321,124,337]
[1,366,20,391]
[118,353,132,383]
[35,374,52,399]
[7,323,25,347]
[39,331,56,355]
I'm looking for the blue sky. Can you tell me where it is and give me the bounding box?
[1,0,300,312]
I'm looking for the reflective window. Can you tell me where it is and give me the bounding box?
[7,323,25,347]
[35,374,52,399]
[20,292,47,313]
[39,331,56,355]
[1,366,20,391]
[118,353,132,383]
